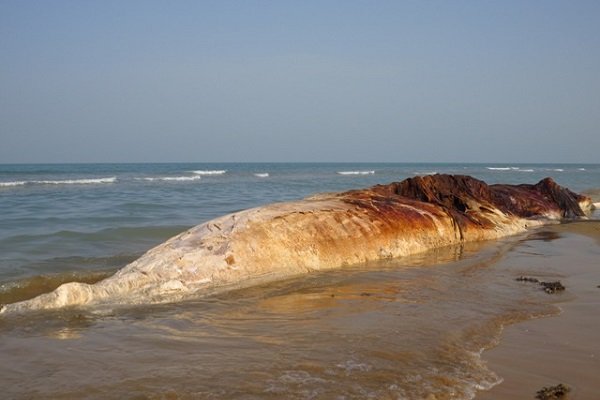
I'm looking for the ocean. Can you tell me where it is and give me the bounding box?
[1,163,599,399]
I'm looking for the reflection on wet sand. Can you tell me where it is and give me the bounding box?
[479,220,600,399]
[1,224,598,399]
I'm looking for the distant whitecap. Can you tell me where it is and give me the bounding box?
[138,176,201,182]
[0,181,27,187]
[414,171,438,176]
[33,177,117,185]
[337,170,375,175]
[191,170,227,175]
[486,167,511,171]
[254,173,269,178]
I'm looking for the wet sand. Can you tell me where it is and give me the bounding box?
[1,220,598,399]
[478,221,600,399]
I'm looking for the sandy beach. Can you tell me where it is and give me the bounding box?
[478,221,600,399]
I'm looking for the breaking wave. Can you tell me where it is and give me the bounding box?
[137,176,201,182]
[337,171,375,176]
[254,173,269,178]
[36,177,117,185]
[0,181,27,187]
[487,167,538,173]
[191,170,227,175]
[0,177,117,187]
[414,171,438,176]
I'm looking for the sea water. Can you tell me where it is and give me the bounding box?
[1,163,599,399]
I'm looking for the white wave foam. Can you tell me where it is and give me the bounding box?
[518,169,535,172]
[0,181,27,187]
[31,177,117,185]
[138,176,201,182]
[541,168,565,172]
[486,167,511,171]
[337,170,375,175]
[414,171,438,176]
[254,173,269,178]
[191,170,227,175]
[578,168,586,171]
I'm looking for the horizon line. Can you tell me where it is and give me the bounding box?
[0,161,598,166]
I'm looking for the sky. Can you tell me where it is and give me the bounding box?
[1,1,599,163]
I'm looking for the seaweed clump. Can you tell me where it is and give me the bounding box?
[517,276,540,283]
[515,277,566,294]
[540,281,566,294]
[535,383,571,399]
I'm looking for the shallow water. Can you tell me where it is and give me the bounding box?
[1,163,598,283]
[1,233,570,400]
[0,163,598,399]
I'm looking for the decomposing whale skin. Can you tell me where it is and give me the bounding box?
[1,175,593,314]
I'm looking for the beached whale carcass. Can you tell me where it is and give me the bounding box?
[1,174,594,314]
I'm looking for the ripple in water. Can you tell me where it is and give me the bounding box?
[0,235,559,399]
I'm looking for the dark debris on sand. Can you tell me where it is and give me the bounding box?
[540,281,566,294]
[517,276,540,283]
[516,277,566,294]
[535,383,571,399]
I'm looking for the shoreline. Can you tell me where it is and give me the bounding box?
[1,220,598,398]
[477,221,600,399]
[2,174,593,314]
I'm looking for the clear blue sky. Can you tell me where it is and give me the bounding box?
[1,1,599,163]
